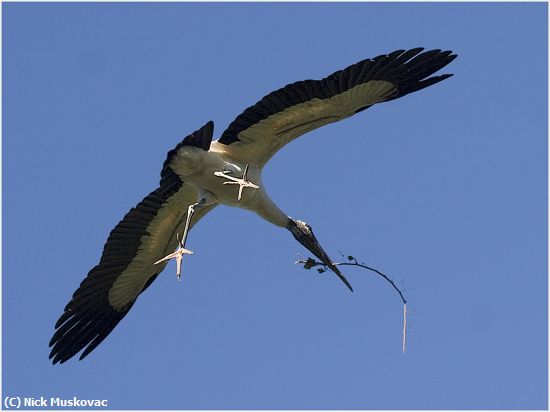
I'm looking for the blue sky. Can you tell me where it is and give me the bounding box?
[3,2,547,409]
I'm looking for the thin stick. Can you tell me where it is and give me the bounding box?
[402,303,407,353]
[333,259,406,305]
[296,255,408,353]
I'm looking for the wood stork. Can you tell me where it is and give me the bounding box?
[49,48,456,364]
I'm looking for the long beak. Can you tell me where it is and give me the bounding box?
[290,222,353,292]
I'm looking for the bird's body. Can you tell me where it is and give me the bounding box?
[50,48,457,363]
[170,143,285,225]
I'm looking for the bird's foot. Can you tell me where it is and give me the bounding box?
[154,234,194,280]
[214,164,259,201]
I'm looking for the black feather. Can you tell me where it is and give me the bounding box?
[49,173,184,364]
[218,48,456,145]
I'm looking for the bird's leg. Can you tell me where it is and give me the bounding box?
[154,198,207,280]
[180,199,205,248]
[214,164,259,201]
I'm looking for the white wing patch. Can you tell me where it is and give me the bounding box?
[222,80,396,166]
[108,183,210,310]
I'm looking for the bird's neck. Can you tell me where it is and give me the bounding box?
[250,190,289,228]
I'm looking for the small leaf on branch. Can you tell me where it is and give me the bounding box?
[303,257,318,270]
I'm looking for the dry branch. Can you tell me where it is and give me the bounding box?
[296,253,408,353]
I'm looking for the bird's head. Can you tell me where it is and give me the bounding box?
[170,146,208,176]
[287,219,353,291]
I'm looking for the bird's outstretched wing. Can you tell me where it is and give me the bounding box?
[217,48,456,165]
[49,126,216,364]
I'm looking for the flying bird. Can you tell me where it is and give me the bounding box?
[50,48,456,364]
